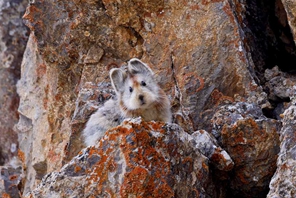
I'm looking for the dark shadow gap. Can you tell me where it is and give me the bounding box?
[267,0,296,73]
[231,0,296,120]
[226,0,295,197]
[243,0,296,76]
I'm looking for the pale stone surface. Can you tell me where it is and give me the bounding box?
[16,33,51,194]
[191,130,234,171]
[267,98,296,198]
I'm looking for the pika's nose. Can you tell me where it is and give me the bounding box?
[139,95,144,101]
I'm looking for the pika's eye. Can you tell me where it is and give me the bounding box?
[129,87,133,92]
[141,81,146,86]
[114,118,118,122]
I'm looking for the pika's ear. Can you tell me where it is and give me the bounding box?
[128,58,154,75]
[109,68,127,93]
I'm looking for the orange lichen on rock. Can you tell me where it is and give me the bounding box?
[201,0,223,6]
[212,102,281,196]
[84,118,209,197]
[25,119,211,197]
[1,193,11,198]
[22,4,42,29]
[36,63,47,78]
[17,149,25,164]
[9,175,18,181]
[120,128,173,197]
[121,166,174,198]
[181,72,205,94]
[211,89,234,106]
[74,165,82,173]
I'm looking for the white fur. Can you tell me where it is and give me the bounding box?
[110,58,172,122]
[122,75,158,110]
[82,99,122,146]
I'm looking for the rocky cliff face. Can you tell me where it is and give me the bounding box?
[1,0,296,197]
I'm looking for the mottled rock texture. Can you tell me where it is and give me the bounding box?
[0,0,28,165]
[16,33,52,194]
[0,1,28,197]
[25,119,212,198]
[268,98,296,198]
[21,0,271,135]
[265,66,296,197]
[1,0,296,197]
[264,65,296,197]
[191,130,234,172]
[0,165,22,198]
[212,102,281,197]
[264,66,296,119]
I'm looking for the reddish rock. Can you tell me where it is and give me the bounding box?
[212,102,281,197]
[21,0,269,137]
[13,0,296,197]
[26,119,212,198]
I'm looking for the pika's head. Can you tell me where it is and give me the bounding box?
[110,58,159,110]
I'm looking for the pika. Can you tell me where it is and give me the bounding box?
[110,58,172,122]
[82,99,123,146]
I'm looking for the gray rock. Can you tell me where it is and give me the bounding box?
[267,99,296,197]
[0,0,28,165]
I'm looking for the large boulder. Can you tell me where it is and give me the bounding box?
[25,118,230,198]
[212,102,281,197]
